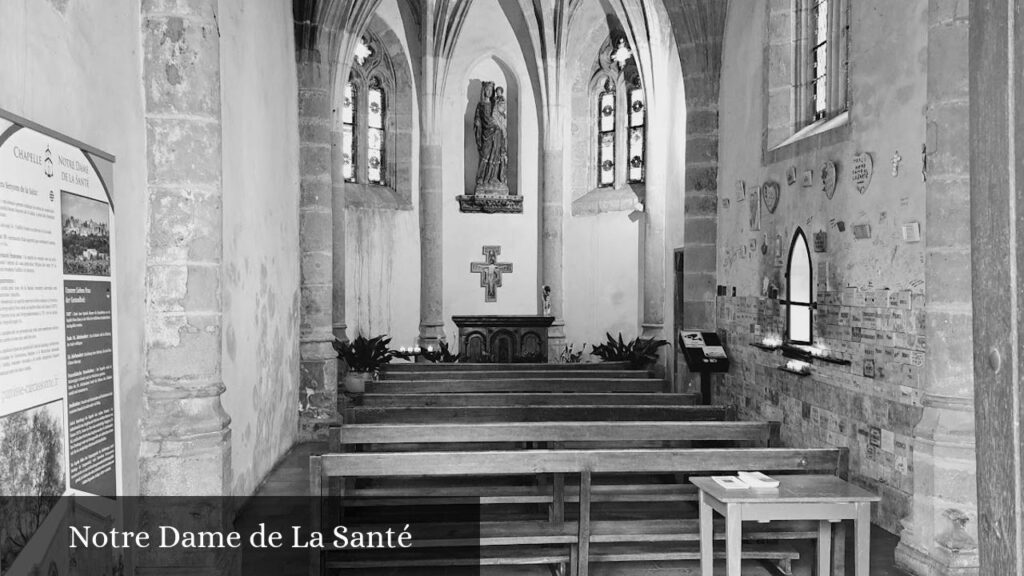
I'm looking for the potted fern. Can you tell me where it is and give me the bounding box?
[334,334,393,394]
[591,332,668,368]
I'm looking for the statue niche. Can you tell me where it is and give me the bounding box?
[458,81,523,214]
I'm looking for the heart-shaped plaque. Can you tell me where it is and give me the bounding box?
[821,161,838,200]
[762,181,781,214]
[852,152,874,194]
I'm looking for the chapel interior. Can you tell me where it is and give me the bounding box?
[1,0,1022,574]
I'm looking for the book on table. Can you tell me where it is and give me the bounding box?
[710,472,780,490]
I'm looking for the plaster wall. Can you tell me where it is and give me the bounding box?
[345,0,421,348]
[715,0,929,532]
[442,0,540,344]
[0,0,148,495]
[219,0,301,497]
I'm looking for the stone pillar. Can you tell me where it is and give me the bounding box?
[895,2,979,574]
[331,128,348,343]
[418,57,446,349]
[140,0,230,498]
[297,54,339,438]
[541,126,566,360]
[138,3,235,573]
[640,104,667,345]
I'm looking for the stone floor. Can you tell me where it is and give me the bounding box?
[241,443,911,576]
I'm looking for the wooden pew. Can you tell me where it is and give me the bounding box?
[367,378,665,394]
[378,369,650,380]
[335,421,778,447]
[343,405,733,424]
[309,447,849,576]
[358,392,699,408]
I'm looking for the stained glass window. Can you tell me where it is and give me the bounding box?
[627,84,646,184]
[812,0,829,120]
[367,84,386,185]
[342,82,356,182]
[597,82,616,188]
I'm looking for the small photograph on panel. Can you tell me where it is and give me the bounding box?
[61,191,110,276]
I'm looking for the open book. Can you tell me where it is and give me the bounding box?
[711,472,781,490]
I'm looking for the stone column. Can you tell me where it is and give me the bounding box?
[297,54,338,438]
[640,106,667,345]
[541,112,566,360]
[895,2,979,574]
[418,57,446,349]
[331,128,348,343]
[140,0,230,498]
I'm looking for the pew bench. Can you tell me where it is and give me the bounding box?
[309,446,850,576]
[357,392,699,407]
[378,369,652,381]
[366,378,665,393]
[343,404,734,424]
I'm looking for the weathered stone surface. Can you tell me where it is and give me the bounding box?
[142,16,221,116]
[147,187,222,262]
[147,264,221,313]
[147,315,221,380]
[146,119,223,185]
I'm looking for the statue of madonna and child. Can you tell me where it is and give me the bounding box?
[473,82,510,195]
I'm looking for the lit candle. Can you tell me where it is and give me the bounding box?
[399,346,407,353]
[427,345,434,353]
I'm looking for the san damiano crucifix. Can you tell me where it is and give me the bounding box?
[470,246,513,302]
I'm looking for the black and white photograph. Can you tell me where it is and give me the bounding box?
[60,191,110,277]
[0,400,66,574]
[1,0,1023,575]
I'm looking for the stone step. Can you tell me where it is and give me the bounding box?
[344,405,732,424]
[378,370,650,381]
[385,361,633,372]
[366,379,666,394]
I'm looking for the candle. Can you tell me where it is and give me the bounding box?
[427,345,434,353]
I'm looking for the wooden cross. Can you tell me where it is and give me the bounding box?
[470,246,513,302]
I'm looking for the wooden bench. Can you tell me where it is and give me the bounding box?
[343,405,733,424]
[367,378,665,394]
[379,369,652,380]
[331,420,780,508]
[310,447,849,576]
[358,392,699,408]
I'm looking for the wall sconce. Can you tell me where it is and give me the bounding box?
[628,200,645,222]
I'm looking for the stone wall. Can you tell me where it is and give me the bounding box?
[717,290,926,531]
[716,0,932,533]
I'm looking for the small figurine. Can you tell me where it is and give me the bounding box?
[541,285,552,316]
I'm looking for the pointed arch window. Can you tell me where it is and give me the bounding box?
[345,34,394,188]
[591,37,646,189]
[627,79,647,183]
[597,79,617,188]
[342,82,357,183]
[366,79,386,185]
[785,228,814,344]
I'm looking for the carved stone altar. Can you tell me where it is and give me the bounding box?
[453,315,555,363]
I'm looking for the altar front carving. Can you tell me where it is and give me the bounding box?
[452,315,555,363]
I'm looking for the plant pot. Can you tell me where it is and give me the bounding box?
[342,371,373,394]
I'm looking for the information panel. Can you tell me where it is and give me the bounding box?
[0,115,118,502]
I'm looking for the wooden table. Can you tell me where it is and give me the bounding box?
[691,474,880,576]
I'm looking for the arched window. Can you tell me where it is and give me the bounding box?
[591,37,646,189]
[342,82,357,183]
[786,228,813,344]
[597,79,616,188]
[345,34,393,188]
[627,78,646,183]
[366,79,386,185]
